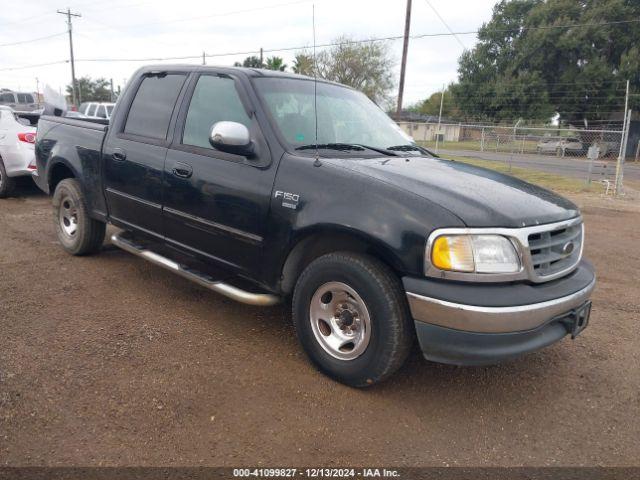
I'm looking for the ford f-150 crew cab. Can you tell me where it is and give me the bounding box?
[34,65,595,387]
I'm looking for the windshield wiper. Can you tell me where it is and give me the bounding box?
[295,143,398,156]
[386,144,438,157]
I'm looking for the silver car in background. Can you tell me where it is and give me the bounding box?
[537,137,584,156]
[0,89,41,113]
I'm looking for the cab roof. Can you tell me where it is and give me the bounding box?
[135,64,349,88]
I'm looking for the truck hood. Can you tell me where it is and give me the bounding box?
[324,156,579,227]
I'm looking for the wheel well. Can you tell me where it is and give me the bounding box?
[280,231,403,294]
[49,163,75,193]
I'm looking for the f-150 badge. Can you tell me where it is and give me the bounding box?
[275,190,300,210]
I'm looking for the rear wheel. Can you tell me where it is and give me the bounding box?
[292,252,414,387]
[52,178,105,255]
[0,157,16,198]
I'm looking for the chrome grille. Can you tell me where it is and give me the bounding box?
[527,221,583,280]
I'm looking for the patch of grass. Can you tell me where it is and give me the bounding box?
[438,154,605,195]
[419,139,540,154]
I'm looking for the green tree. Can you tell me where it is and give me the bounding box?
[411,86,460,118]
[233,56,264,68]
[296,36,395,104]
[292,52,314,76]
[452,0,640,124]
[265,56,287,71]
[66,76,111,104]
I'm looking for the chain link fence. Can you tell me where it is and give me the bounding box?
[397,121,629,193]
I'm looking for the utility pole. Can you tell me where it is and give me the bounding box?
[396,0,412,118]
[57,8,81,108]
[435,84,444,154]
[259,47,264,66]
[615,79,630,196]
[35,77,40,108]
[202,51,206,65]
[110,78,114,102]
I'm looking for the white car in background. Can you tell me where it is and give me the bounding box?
[78,102,115,120]
[536,137,585,156]
[0,106,37,198]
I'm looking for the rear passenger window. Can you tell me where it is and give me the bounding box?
[96,105,107,118]
[124,74,186,140]
[182,75,250,150]
[87,104,97,116]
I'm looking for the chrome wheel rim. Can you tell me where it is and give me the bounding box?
[58,195,78,238]
[309,281,371,361]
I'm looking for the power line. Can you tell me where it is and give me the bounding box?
[71,18,640,63]
[0,32,66,48]
[0,12,55,27]
[409,79,629,87]
[4,17,640,71]
[0,60,68,72]
[424,0,466,50]
[85,0,314,31]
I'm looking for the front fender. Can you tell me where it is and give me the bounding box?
[260,154,464,289]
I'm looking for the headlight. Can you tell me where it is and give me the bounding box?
[430,234,520,274]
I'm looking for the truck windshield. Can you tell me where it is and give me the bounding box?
[254,77,417,155]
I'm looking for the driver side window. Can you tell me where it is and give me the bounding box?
[182,75,251,150]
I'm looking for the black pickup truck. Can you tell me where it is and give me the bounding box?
[34,65,595,387]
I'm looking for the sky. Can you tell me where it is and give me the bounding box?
[0,0,498,106]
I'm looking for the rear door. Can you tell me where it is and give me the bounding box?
[163,71,275,273]
[103,71,188,238]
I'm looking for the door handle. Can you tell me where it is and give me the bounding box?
[172,162,193,179]
[112,149,127,162]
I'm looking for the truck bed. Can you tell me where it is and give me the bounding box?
[34,115,109,220]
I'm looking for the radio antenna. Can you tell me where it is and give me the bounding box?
[312,4,320,164]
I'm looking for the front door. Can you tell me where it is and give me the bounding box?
[163,72,276,274]
[103,72,188,238]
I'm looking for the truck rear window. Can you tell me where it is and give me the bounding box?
[124,74,186,140]
[17,93,34,103]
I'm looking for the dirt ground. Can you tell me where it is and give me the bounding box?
[1,184,639,467]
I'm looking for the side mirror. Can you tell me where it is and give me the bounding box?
[209,121,254,157]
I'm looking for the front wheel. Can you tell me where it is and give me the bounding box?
[52,178,106,255]
[292,252,414,387]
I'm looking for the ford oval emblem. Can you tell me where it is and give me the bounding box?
[562,242,575,255]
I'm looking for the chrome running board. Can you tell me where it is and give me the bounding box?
[110,233,280,307]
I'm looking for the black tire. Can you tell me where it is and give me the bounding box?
[292,252,414,387]
[52,178,105,255]
[0,157,16,198]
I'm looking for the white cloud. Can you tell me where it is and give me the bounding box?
[0,0,497,105]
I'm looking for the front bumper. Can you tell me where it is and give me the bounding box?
[404,260,595,365]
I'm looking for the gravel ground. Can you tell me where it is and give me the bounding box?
[1,184,639,467]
